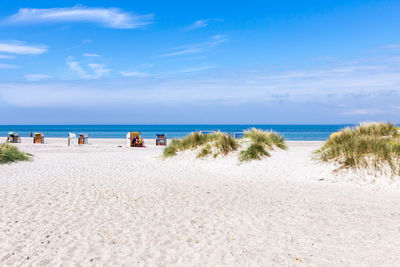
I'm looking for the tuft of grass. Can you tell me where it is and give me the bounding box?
[239,143,270,161]
[163,132,238,158]
[214,134,239,155]
[239,128,287,162]
[197,144,212,158]
[314,122,400,174]
[0,144,32,164]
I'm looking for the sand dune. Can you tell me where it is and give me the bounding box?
[1,138,400,265]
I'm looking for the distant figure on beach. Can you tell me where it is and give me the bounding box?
[30,132,32,137]
[131,137,137,147]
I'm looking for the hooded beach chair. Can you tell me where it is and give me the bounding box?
[127,132,143,147]
[68,133,77,146]
[234,132,244,139]
[33,133,44,144]
[7,132,21,143]
[78,133,88,145]
[156,134,167,146]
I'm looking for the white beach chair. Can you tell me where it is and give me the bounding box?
[68,132,77,146]
[126,132,131,147]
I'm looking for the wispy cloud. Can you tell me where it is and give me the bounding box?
[120,71,149,77]
[0,41,47,55]
[0,63,18,69]
[88,63,110,78]
[2,49,400,123]
[0,54,15,59]
[1,62,400,124]
[24,74,52,81]
[378,44,400,50]
[161,34,227,57]
[66,57,110,79]
[83,53,100,57]
[340,108,384,115]
[186,19,210,30]
[4,6,154,29]
[181,66,215,73]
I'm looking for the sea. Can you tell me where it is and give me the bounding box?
[0,125,354,141]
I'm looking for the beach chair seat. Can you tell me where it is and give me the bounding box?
[127,132,143,147]
[156,134,167,146]
[78,133,88,145]
[33,133,44,144]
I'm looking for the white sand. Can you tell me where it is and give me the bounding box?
[1,137,400,265]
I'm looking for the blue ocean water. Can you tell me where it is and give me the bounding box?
[0,125,354,141]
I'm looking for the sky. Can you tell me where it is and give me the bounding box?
[0,0,400,124]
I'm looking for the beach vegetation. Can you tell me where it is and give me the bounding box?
[0,144,32,164]
[314,122,400,174]
[164,128,287,162]
[163,132,238,158]
[239,128,288,162]
[197,144,212,158]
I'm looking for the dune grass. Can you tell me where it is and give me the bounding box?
[0,144,32,164]
[163,129,287,162]
[163,132,238,158]
[239,128,287,162]
[314,122,400,174]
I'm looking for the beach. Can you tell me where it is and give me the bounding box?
[1,138,400,265]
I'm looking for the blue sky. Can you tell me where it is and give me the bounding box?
[1,0,400,124]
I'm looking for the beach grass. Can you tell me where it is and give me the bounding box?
[163,132,238,158]
[164,129,287,161]
[314,122,400,174]
[239,128,288,162]
[0,143,32,164]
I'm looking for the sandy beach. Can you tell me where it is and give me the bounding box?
[1,137,400,265]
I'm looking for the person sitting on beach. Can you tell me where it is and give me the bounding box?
[138,137,143,147]
[135,138,141,147]
[131,137,137,147]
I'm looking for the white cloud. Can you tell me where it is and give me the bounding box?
[0,63,18,69]
[0,42,47,55]
[24,74,52,81]
[88,63,110,78]
[161,34,227,57]
[2,51,400,123]
[0,54,15,59]
[161,47,203,57]
[66,57,110,79]
[187,19,209,30]
[379,44,400,50]
[120,71,148,77]
[4,6,154,29]
[83,53,100,57]
[181,66,215,73]
[340,109,384,115]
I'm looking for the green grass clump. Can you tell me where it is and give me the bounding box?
[239,143,270,161]
[163,132,238,158]
[239,129,287,162]
[314,122,400,174]
[163,129,287,162]
[214,134,239,156]
[0,144,32,164]
[197,144,212,158]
